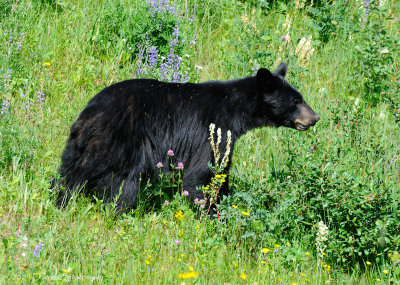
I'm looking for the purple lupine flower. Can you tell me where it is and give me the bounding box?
[363,0,370,18]
[156,162,163,168]
[33,242,44,257]
[1,100,10,115]
[167,149,174,156]
[147,46,158,68]
[37,91,45,103]
[183,190,189,196]
[177,162,184,170]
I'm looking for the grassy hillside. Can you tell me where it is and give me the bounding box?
[0,0,399,283]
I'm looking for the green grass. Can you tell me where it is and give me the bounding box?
[1,0,400,283]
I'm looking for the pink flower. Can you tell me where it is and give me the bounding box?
[175,239,181,245]
[394,17,399,22]
[15,232,20,238]
[164,200,169,205]
[167,149,174,156]
[200,204,205,208]
[177,162,184,170]
[183,190,189,196]
[200,199,206,204]
[194,198,200,204]
[156,162,163,168]
[281,35,287,41]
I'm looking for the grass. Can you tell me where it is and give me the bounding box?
[1,0,400,283]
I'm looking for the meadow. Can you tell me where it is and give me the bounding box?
[0,0,399,283]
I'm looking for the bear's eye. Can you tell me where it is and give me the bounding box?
[293,98,301,105]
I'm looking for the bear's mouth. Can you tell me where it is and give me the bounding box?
[294,122,310,131]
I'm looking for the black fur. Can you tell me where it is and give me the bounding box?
[55,62,319,212]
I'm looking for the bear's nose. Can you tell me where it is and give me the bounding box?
[311,114,320,126]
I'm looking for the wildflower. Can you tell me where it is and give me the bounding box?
[394,17,398,21]
[376,279,381,282]
[195,64,203,70]
[177,162,184,170]
[286,242,290,246]
[195,225,200,230]
[156,162,163,168]
[232,205,238,209]
[233,262,238,267]
[306,252,311,256]
[145,260,150,264]
[194,198,200,204]
[274,244,280,248]
[261,260,266,264]
[316,221,329,258]
[281,35,288,41]
[295,36,315,66]
[241,14,249,24]
[178,271,199,279]
[63,268,72,273]
[164,200,169,205]
[33,242,44,257]
[240,273,246,280]
[242,211,250,216]
[200,204,205,208]
[44,62,51,67]
[301,273,306,277]
[383,270,388,274]
[306,279,310,282]
[292,283,297,285]
[183,190,189,196]
[175,239,182,245]
[174,210,184,220]
[167,149,174,156]
[366,261,371,266]
[262,248,270,253]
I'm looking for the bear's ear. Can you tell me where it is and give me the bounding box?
[275,62,287,77]
[256,68,274,91]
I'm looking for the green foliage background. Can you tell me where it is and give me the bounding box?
[0,0,399,283]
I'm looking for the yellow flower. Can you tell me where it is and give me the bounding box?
[292,283,297,285]
[306,252,311,256]
[261,260,266,264]
[383,270,388,274]
[326,268,331,272]
[181,254,185,257]
[148,255,152,258]
[278,278,282,281]
[195,225,200,230]
[262,248,270,253]
[97,252,101,256]
[178,271,199,279]
[376,279,381,282]
[242,211,250,216]
[305,278,310,282]
[189,266,194,271]
[178,258,182,261]
[322,252,326,256]
[44,62,51,67]
[232,205,238,209]
[234,262,238,267]
[240,273,246,280]
[286,242,290,246]
[175,210,184,221]
[63,268,72,273]
[301,273,306,277]
[145,260,150,265]
[366,261,371,266]
[274,244,280,248]
[215,174,222,179]
[220,179,226,182]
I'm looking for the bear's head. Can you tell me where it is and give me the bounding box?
[255,62,320,131]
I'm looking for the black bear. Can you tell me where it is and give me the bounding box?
[55,62,319,212]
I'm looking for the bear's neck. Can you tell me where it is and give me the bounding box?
[209,76,261,140]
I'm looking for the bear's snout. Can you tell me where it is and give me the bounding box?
[294,103,320,131]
